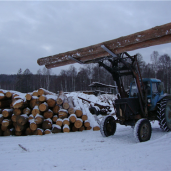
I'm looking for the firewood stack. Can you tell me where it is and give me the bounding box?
[0,89,100,136]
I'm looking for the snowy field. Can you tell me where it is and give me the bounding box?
[0,121,170,171]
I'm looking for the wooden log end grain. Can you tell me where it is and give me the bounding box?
[63,118,70,126]
[75,109,83,118]
[35,114,43,125]
[52,115,58,123]
[69,114,76,123]
[5,91,13,98]
[0,114,4,124]
[53,104,60,114]
[56,118,63,127]
[39,95,46,102]
[2,109,13,118]
[82,114,88,121]
[63,124,70,133]
[33,128,44,135]
[32,105,40,117]
[44,129,52,134]
[74,118,83,129]
[86,126,92,130]
[13,108,22,116]
[29,120,37,131]
[42,119,52,130]
[43,109,53,119]
[3,128,14,136]
[2,119,12,127]
[93,126,100,131]
[25,93,32,101]
[39,102,48,112]
[23,107,31,115]
[84,120,90,128]
[47,98,56,108]
[25,127,34,135]
[58,109,68,119]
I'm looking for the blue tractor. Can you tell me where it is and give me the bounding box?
[99,48,171,142]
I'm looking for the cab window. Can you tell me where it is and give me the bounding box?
[152,83,158,94]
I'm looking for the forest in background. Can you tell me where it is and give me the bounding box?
[0,51,171,94]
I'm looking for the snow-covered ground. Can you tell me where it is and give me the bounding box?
[0,121,170,171]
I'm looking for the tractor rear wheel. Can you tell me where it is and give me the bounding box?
[134,118,152,142]
[100,115,116,137]
[157,99,171,131]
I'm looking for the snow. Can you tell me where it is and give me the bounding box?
[3,109,13,112]
[46,95,57,100]
[0,121,170,170]
[52,124,61,129]
[12,99,23,107]
[0,93,4,97]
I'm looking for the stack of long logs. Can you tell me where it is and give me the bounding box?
[0,89,100,136]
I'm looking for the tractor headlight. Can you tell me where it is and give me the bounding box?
[148,99,151,103]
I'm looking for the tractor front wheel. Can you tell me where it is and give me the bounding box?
[134,118,152,142]
[100,115,116,137]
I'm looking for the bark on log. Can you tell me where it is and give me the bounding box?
[30,97,39,108]
[13,108,22,116]
[15,123,26,132]
[53,104,60,114]
[37,22,171,68]
[25,127,33,135]
[39,102,48,112]
[52,124,61,133]
[4,128,14,136]
[0,93,5,100]
[43,109,53,119]
[74,118,83,129]
[16,114,28,126]
[86,126,92,130]
[79,126,85,132]
[42,119,52,130]
[0,114,4,124]
[11,114,17,123]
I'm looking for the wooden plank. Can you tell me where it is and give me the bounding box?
[37,22,171,68]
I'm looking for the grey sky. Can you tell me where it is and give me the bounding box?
[0,1,171,75]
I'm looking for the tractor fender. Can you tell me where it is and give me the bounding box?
[157,94,171,103]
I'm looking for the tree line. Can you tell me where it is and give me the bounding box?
[0,51,170,94]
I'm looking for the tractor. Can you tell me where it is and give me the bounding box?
[37,22,171,142]
[98,47,171,142]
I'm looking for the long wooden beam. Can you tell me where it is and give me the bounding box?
[37,22,171,69]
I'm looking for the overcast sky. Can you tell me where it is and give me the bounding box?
[0,0,171,75]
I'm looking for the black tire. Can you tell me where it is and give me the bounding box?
[157,99,171,132]
[100,115,116,137]
[134,118,152,142]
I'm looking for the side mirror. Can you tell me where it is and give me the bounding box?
[158,82,164,93]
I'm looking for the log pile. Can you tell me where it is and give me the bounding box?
[0,88,100,136]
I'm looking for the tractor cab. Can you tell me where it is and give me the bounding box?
[129,78,164,111]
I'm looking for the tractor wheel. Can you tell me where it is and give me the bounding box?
[100,115,116,137]
[134,118,152,142]
[157,99,171,131]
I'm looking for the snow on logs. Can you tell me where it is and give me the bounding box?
[0,89,100,136]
